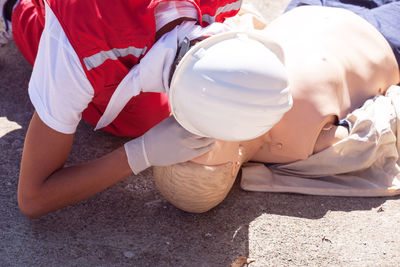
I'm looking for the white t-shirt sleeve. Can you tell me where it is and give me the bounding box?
[28,2,94,134]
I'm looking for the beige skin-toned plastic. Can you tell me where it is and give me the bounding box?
[154,6,400,213]
[154,139,263,213]
[153,129,346,213]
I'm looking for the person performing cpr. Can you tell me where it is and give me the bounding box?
[2,0,291,218]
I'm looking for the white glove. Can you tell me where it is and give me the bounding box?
[124,116,216,174]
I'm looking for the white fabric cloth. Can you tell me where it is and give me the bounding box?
[95,21,231,130]
[241,85,400,197]
[28,1,198,134]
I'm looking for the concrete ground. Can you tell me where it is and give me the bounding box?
[1,1,400,266]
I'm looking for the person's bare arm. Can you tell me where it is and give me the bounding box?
[18,112,215,218]
[18,112,133,218]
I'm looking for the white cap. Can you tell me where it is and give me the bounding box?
[169,31,292,141]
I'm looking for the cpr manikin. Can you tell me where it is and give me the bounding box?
[153,5,400,213]
[153,127,349,213]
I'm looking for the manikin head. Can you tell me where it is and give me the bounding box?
[153,137,266,213]
[153,162,237,213]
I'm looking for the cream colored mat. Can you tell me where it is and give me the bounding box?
[241,85,400,197]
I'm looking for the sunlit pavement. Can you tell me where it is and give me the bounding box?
[1,1,400,266]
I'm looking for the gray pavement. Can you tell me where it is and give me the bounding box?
[1,1,400,266]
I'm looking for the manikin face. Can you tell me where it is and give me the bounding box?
[190,141,243,176]
[190,136,267,176]
[152,136,267,213]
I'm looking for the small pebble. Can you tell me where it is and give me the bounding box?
[123,251,134,258]
[125,184,134,191]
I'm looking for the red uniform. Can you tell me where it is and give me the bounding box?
[12,0,241,136]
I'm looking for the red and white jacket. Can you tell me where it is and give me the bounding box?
[43,0,242,136]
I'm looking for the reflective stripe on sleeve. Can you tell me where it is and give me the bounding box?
[83,46,148,71]
[202,0,242,24]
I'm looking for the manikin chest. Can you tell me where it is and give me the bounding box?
[250,6,398,164]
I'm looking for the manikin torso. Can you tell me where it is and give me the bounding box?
[252,6,399,163]
[192,6,400,166]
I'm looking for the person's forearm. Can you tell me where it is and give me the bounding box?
[19,112,215,218]
[19,146,132,218]
[47,146,131,208]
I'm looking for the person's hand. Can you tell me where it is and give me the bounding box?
[124,116,216,174]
